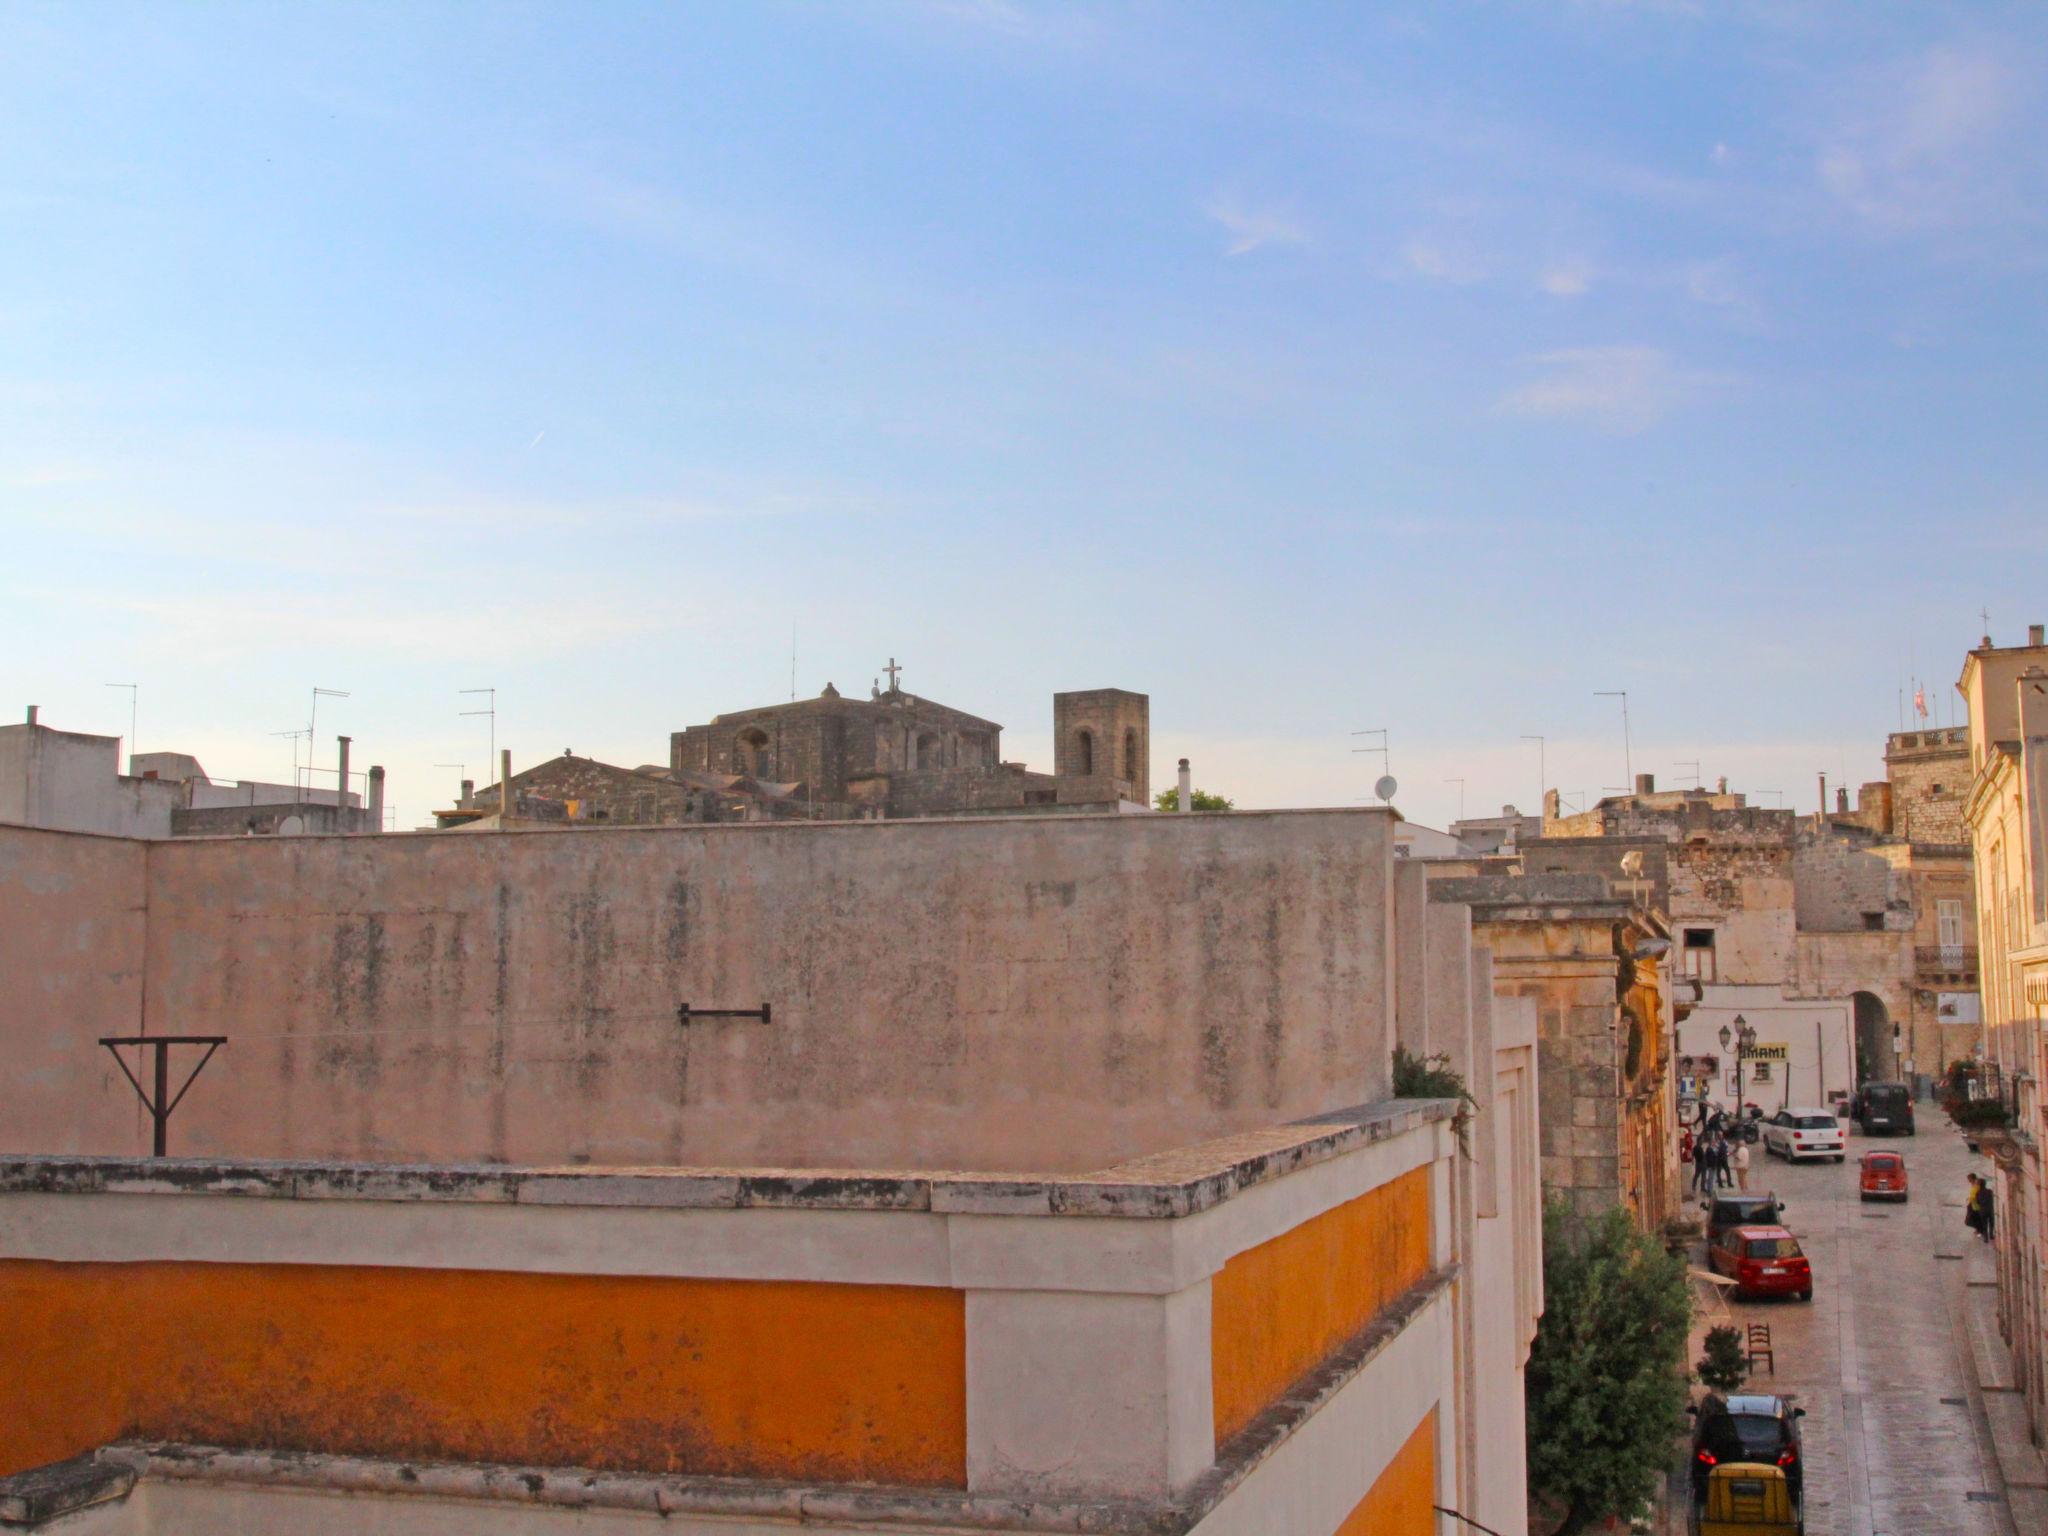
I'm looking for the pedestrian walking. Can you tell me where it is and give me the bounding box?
[1965,1175,1988,1241]
[1692,1132,1714,1195]
[1733,1137,1750,1191]
[1714,1133,1734,1189]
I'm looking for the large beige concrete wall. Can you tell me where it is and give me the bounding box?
[5,810,1396,1173]
[0,827,148,1152]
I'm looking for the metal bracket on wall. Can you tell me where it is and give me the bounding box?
[677,1003,772,1027]
[97,1035,227,1157]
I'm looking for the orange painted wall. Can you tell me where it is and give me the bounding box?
[1210,1164,1431,1446]
[1333,1407,1437,1536]
[0,1260,965,1486]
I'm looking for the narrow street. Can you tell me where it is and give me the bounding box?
[1697,1120,2016,1536]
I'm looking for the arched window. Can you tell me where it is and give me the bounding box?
[916,732,940,770]
[1075,728,1094,776]
[736,728,770,776]
[1123,729,1140,782]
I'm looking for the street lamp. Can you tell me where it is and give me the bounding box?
[1717,1014,1757,1122]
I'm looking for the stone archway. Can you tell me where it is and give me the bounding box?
[1853,990,1892,1083]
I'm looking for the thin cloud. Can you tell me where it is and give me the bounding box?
[1500,345,1716,435]
[1818,42,2033,235]
[1540,263,1593,297]
[1401,237,1489,285]
[1205,195,1309,257]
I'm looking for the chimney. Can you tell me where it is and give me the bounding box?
[336,735,352,807]
[367,765,385,831]
[1817,771,1827,815]
[25,705,37,727]
[1177,757,1193,814]
[500,749,512,818]
[2031,623,2045,646]
[1634,772,1655,796]
[1835,786,1848,813]
[460,777,474,804]
[1716,776,1728,794]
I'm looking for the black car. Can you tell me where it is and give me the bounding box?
[1856,1081,1916,1136]
[1690,1393,1806,1503]
[1704,1191,1785,1247]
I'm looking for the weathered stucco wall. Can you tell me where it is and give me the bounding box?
[4,810,1396,1173]
[0,828,148,1153]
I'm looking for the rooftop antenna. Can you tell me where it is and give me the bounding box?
[1520,734,1546,816]
[1594,690,1632,785]
[1674,760,1701,789]
[460,688,497,777]
[104,682,138,764]
[271,727,310,786]
[1352,728,1395,805]
[308,687,349,792]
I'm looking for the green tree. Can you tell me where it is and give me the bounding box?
[1695,1325,1748,1393]
[1153,786,1234,812]
[1527,1200,1692,1535]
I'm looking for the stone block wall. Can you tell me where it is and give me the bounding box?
[1791,836,1911,933]
[2,810,1400,1174]
[1885,728,1970,847]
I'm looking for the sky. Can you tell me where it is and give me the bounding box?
[3,1,2045,831]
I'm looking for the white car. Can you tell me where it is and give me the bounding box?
[1764,1107,1847,1162]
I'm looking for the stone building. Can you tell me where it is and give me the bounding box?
[1537,753,1982,1106]
[669,673,1148,820]
[0,806,1542,1536]
[1425,869,1680,1230]
[438,754,729,829]
[1959,623,2048,1448]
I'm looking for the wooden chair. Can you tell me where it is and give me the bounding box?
[1745,1322,1774,1376]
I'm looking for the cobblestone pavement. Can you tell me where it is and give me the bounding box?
[1693,1120,2016,1536]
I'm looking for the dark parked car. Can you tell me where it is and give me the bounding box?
[1704,1191,1785,1247]
[1855,1081,1915,1135]
[1690,1393,1807,1505]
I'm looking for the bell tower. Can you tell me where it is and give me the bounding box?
[1053,689,1150,803]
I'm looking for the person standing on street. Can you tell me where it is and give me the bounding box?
[1733,1136,1750,1191]
[1966,1175,1988,1242]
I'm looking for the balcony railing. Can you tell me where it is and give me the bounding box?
[1915,944,1977,974]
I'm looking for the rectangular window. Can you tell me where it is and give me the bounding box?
[1683,928,1717,983]
[1937,898,1965,952]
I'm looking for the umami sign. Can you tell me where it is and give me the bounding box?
[1739,1043,1789,1062]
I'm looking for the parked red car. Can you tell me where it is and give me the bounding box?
[1708,1224,1813,1301]
[1859,1150,1908,1202]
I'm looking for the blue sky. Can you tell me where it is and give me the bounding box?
[4,1,2044,828]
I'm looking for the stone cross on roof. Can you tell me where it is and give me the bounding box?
[884,657,902,692]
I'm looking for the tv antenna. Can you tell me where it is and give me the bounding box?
[1353,727,1396,804]
[271,727,311,785]
[1594,690,1632,785]
[104,682,138,763]
[308,687,350,792]
[461,687,497,773]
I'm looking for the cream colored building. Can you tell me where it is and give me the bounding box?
[1959,625,2048,1446]
[0,807,1542,1536]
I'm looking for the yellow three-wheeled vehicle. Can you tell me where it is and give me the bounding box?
[1693,1461,1801,1535]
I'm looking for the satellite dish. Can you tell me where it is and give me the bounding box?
[1374,775,1398,802]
